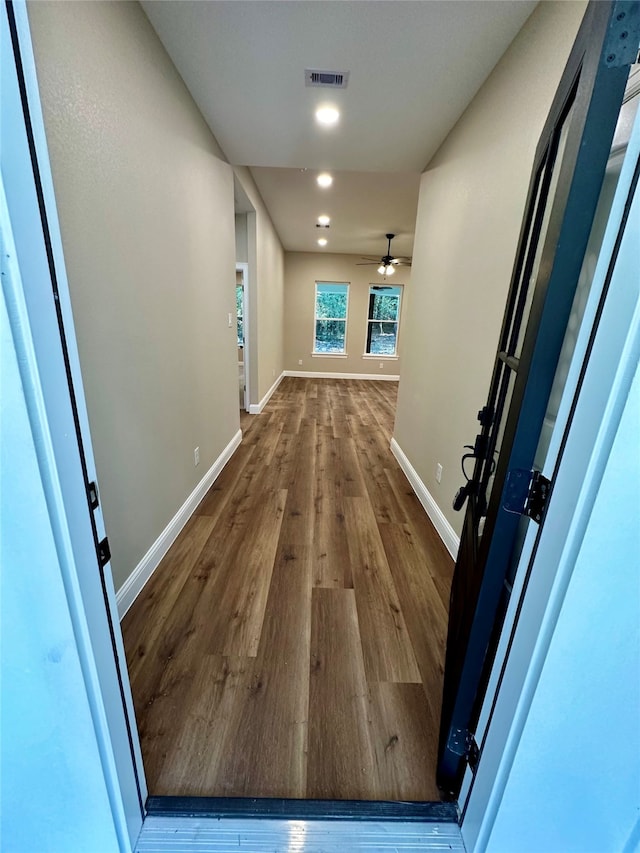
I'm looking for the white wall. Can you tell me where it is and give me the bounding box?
[28,1,241,592]
[393,1,587,538]
[284,252,408,377]
[486,357,640,853]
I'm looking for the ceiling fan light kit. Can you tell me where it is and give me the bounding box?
[358,233,411,276]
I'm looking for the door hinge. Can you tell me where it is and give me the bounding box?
[503,469,551,523]
[467,735,480,774]
[97,536,111,568]
[477,405,493,427]
[604,2,640,68]
[447,728,481,774]
[88,480,99,510]
[526,470,551,523]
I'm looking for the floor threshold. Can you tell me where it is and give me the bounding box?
[145,795,459,823]
[137,802,464,853]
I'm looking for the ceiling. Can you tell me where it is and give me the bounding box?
[141,1,538,258]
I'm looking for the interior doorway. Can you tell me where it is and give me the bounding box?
[234,180,255,416]
[236,263,249,413]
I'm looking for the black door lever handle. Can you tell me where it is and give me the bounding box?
[453,483,471,511]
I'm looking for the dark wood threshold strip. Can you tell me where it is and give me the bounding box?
[146,795,459,823]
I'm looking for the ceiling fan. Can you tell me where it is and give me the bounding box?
[357,233,412,276]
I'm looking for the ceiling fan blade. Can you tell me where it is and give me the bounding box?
[355,237,411,268]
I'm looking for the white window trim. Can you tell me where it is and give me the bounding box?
[362,354,399,360]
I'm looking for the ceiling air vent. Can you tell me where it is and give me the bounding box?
[305,69,350,89]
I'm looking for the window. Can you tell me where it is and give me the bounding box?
[313,282,349,354]
[365,285,402,355]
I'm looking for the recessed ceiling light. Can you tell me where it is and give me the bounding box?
[315,105,340,127]
[317,238,328,247]
[317,173,333,188]
[317,215,330,226]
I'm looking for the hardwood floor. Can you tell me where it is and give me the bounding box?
[122,378,454,800]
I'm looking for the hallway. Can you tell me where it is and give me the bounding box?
[122,378,453,800]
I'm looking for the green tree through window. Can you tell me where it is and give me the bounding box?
[366,285,402,355]
[314,282,349,354]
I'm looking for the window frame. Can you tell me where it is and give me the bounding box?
[312,281,350,357]
[364,284,403,358]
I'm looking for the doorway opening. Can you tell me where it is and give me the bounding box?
[6,0,640,844]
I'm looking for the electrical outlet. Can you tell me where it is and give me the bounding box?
[227,312,233,328]
[194,447,200,466]
[436,463,443,483]
[298,359,303,366]
[379,362,384,368]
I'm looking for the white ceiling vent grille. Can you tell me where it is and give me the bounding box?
[305,69,350,89]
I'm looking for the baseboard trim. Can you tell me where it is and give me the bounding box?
[249,372,284,414]
[284,370,400,381]
[116,429,243,618]
[390,438,460,559]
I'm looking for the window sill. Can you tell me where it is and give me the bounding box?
[362,354,399,360]
[311,352,348,358]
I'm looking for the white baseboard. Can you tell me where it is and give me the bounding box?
[284,370,400,381]
[116,429,242,618]
[390,437,460,559]
[249,372,284,414]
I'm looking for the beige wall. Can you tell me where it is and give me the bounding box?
[233,167,285,405]
[393,0,587,539]
[284,252,409,377]
[28,1,240,591]
[235,213,248,263]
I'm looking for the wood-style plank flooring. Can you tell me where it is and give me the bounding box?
[122,378,454,800]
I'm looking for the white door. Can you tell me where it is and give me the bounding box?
[2,5,146,848]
